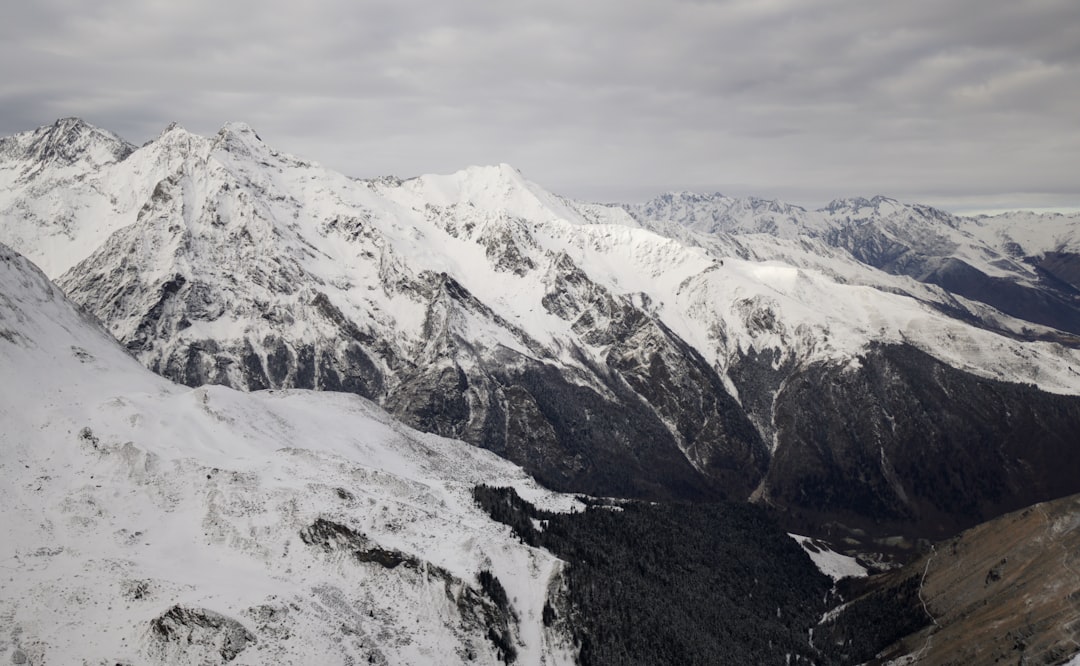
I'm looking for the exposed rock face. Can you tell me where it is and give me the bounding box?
[148,606,257,663]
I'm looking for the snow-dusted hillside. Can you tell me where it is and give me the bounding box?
[0,243,578,665]
[4,118,1080,542]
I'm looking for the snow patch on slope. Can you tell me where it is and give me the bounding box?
[789,534,868,581]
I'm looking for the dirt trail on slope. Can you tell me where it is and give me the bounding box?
[882,494,1080,664]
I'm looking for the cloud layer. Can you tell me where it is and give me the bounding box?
[3,0,1078,211]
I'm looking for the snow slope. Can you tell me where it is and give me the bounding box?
[0,243,578,665]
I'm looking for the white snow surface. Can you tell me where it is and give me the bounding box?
[788,534,868,581]
[0,244,578,665]
[961,210,1080,256]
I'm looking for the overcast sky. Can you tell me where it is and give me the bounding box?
[2,0,1078,212]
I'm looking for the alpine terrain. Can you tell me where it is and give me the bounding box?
[2,117,1080,664]
[0,241,898,665]
[0,241,580,664]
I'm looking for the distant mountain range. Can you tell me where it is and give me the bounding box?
[3,117,1080,664]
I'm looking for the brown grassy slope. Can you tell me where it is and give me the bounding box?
[878,494,1080,665]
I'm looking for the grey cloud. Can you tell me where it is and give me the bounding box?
[1,0,1077,211]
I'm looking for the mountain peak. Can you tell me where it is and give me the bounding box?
[160,121,185,135]
[218,121,262,141]
[404,162,538,205]
[822,196,871,212]
[52,116,91,131]
[822,195,898,213]
[210,121,269,159]
[140,122,210,161]
[650,191,729,205]
[9,117,134,170]
[451,162,526,184]
[632,191,812,236]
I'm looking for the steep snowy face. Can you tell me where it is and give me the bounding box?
[6,119,1080,543]
[0,243,578,665]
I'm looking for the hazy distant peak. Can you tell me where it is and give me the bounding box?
[822,196,885,213]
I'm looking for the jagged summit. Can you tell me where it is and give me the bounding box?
[629,190,811,237]
[647,190,728,203]
[45,116,96,138]
[822,194,898,212]
[145,121,205,154]
[155,121,189,138]
[0,116,134,172]
[218,120,262,139]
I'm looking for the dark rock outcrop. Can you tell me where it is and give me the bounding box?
[148,605,256,663]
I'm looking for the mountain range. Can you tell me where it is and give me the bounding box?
[2,117,1080,664]
[0,240,580,664]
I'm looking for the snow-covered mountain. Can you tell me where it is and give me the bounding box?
[0,242,579,665]
[0,117,136,276]
[628,191,1080,338]
[0,241,893,666]
[4,118,1080,545]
